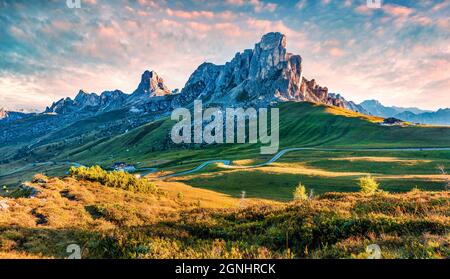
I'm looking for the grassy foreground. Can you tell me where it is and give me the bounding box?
[0,172,448,259]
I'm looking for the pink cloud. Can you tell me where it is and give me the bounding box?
[411,15,433,26]
[354,5,372,15]
[226,0,277,13]
[225,0,245,6]
[9,26,28,40]
[187,21,212,33]
[437,18,450,28]
[51,20,73,32]
[165,9,236,20]
[383,4,414,17]
[166,9,215,19]
[214,23,244,37]
[137,0,159,8]
[97,24,117,38]
[329,47,345,57]
[432,0,450,12]
[323,39,340,47]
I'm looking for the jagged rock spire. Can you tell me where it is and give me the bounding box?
[134,70,171,97]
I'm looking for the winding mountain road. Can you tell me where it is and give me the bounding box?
[146,147,450,179]
[3,148,448,181]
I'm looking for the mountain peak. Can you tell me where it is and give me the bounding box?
[178,32,359,110]
[259,32,286,51]
[74,89,89,101]
[361,99,382,106]
[134,70,171,97]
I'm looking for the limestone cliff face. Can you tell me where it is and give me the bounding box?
[179,32,357,110]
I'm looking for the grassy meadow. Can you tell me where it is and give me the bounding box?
[0,173,448,259]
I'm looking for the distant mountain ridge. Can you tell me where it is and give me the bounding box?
[0,108,34,123]
[359,100,449,125]
[44,89,128,114]
[394,109,450,126]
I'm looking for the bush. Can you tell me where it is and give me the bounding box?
[32,174,48,184]
[8,185,39,198]
[359,175,379,194]
[293,183,308,201]
[177,192,184,200]
[69,166,157,194]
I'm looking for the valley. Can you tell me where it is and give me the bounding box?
[2,102,450,200]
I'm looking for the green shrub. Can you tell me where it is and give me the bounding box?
[32,173,48,184]
[8,185,38,198]
[293,183,308,201]
[69,166,157,194]
[358,176,379,194]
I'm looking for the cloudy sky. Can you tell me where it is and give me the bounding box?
[0,0,449,111]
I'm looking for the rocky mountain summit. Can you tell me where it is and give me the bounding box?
[132,70,171,97]
[180,32,363,111]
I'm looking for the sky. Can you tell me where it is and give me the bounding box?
[0,0,449,111]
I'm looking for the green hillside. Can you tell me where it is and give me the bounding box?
[2,102,449,192]
[67,102,450,167]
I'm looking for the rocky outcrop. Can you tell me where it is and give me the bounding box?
[178,32,357,110]
[328,93,368,114]
[131,70,171,98]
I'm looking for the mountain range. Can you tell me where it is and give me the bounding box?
[1,32,449,155]
[359,100,450,125]
[4,33,366,119]
[1,32,366,148]
[46,33,367,115]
